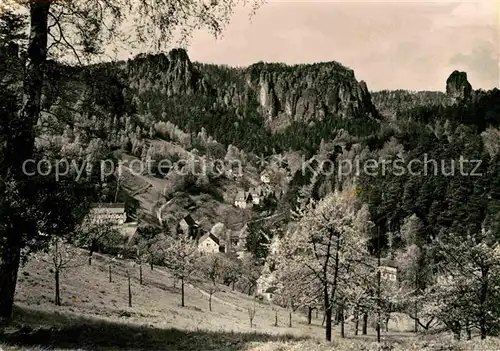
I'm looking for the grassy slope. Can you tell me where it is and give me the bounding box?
[2,249,500,350]
[3,249,318,350]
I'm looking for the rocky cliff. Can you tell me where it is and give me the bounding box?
[122,49,379,128]
[125,49,207,97]
[446,70,472,101]
[245,62,376,124]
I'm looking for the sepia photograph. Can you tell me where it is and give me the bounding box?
[0,0,499,350]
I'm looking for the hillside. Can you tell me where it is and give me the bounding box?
[3,249,393,350]
[18,48,384,230]
[2,248,467,351]
[5,26,500,350]
[4,249,500,351]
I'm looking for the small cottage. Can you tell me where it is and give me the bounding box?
[234,190,254,209]
[84,203,137,241]
[260,171,271,184]
[179,214,200,239]
[380,265,398,282]
[88,203,126,226]
[197,233,221,254]
[235,190,247,209]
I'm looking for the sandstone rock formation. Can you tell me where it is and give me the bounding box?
[446,70,472,101]
[122,49,378,129]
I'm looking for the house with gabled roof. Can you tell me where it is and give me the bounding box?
[84,203,137,241]
[197,232,221,254]
[250,186,264,205]
[88,203,127,226]
[179,214,201,240]
[235,190,247,209]
[235,190,254,209]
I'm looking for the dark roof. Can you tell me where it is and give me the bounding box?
[380,258,397,267]
[198,233,220,246]
[265,286,279,294]
[91,202,125,209]
[182,214,198,227]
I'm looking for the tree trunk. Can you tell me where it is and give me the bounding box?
[181,277,185,307]
[414,305,419,333]
[414,270,419,333]
[325,307,333,342]
[0,1,50,323]
[307,307,312,325]
[0,232,22,321]
[54,269,61,306]
[362,312,368,335]
[453,321,461,341]
[127,270,132,307]
[139,264,143,285]
[377,246,381,343]
[354,309,359,336]
[480,268,489,340]
[465,319,471,340]
[340,306,345,338]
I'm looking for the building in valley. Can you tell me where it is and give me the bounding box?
[88,203,127,225]
[179,214,201,239]
[234,190,254,209]
[380,265,398,282]
[85,203,137,241]
[197,233,221,254]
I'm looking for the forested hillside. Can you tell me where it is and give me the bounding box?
[20,48,384,229]
[5,41,500,240]
[4,24,500,343]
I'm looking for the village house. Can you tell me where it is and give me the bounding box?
[179,214,201,239]
[223,229,240,254]
[377,257,398,282]
[250,186,264,205]
[234,190,254,209]
[210,223,227,252]
[88,203,127,225]
[234,190,247,209]
[86,203,137,241]
[380,265,398,282]
[221,223,249,258]
[197,232,221,254]
[256,264,278,301]
[233,224,249,259]
[260,171,271,184]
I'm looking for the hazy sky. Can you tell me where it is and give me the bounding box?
[125,0,499,92]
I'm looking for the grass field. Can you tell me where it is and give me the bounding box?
[1,248,499,350]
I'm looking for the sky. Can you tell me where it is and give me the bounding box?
[121,0,499,92]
